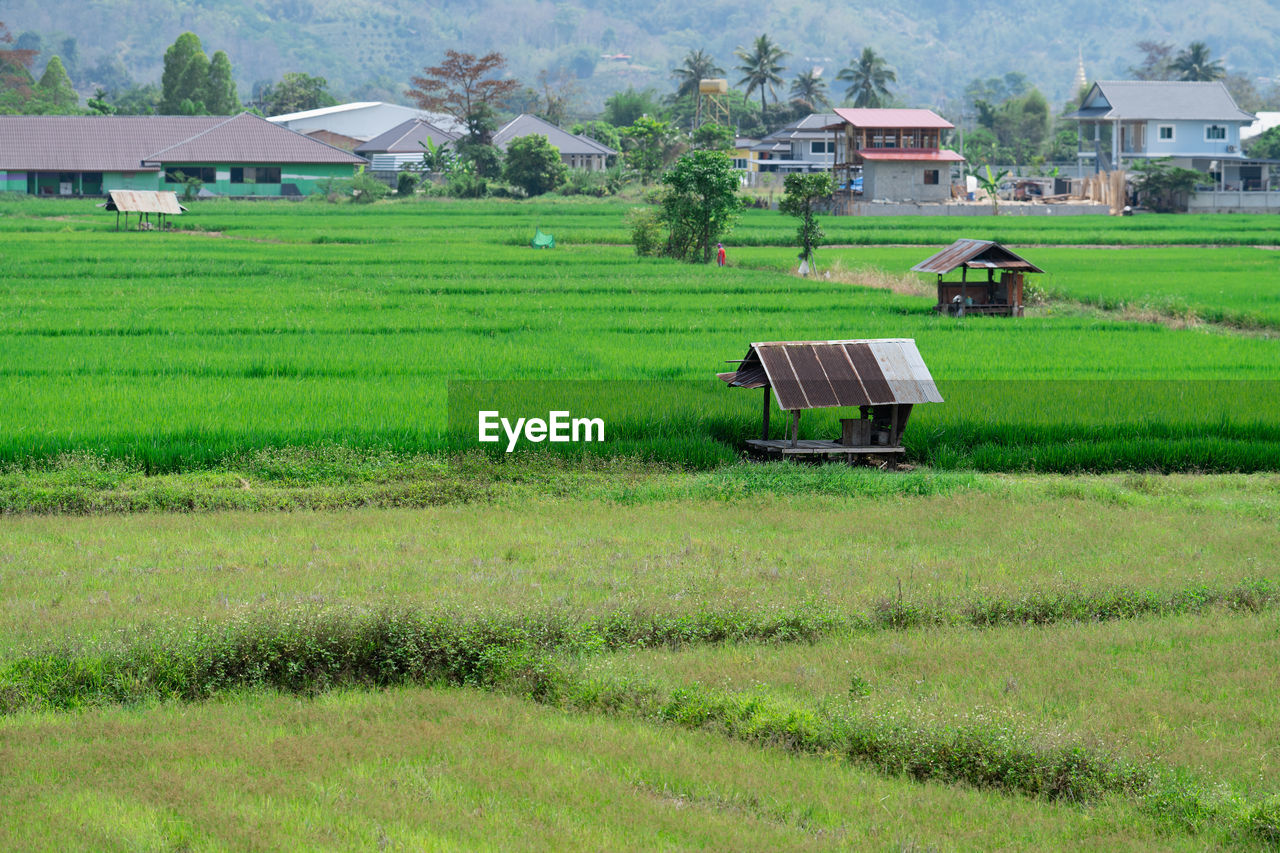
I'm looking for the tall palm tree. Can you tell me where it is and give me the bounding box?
[734,34,789,115]
[789,68,829,111]
[1171,41,1225,81]
[672,49,724,99]
[837,47,896,108]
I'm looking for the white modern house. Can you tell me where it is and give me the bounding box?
[750,113,840,173]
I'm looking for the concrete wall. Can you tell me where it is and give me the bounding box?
[1189,190,1280,212]
[863,162,952,202]
[831,200,1110,216]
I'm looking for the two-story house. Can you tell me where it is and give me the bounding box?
[825,108,964,203]
[1067,81,1258,187]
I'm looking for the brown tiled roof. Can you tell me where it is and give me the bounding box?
[143,113,367,165]
[0,115,222,172]
[0,113,367,172]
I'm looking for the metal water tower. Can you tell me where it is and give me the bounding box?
[697,78,729,128]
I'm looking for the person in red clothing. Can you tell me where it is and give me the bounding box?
[716,242,726,266]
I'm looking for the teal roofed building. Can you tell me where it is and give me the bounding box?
[0,113,367,197]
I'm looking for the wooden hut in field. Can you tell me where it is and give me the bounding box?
[912,239,1044,317]
[717,338,943,464]
[98,190,186,231]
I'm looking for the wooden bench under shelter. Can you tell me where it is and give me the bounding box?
[717,338,944,465]
[912,239,1044,317]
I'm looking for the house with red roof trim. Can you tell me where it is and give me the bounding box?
[823,108,964,203]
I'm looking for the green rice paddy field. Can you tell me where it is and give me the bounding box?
[2,196,1279,849]
[2,198,1279,473]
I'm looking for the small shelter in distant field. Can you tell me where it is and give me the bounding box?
[99,190,185,231]
[718,338,943,464]
[912,239,1044,316]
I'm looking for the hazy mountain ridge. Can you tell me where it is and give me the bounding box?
[6,0,1278,115]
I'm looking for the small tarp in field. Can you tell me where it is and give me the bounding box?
[531,229,555,248]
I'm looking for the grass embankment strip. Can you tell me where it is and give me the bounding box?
[0,689,1211,852]
[3,591,1278,844]
[586,611,1280,791]
[5,579,1276,714]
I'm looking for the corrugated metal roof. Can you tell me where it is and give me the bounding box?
[911,240,1045,274]
[718,339,943,410]
[100,190,185,214]
[493,114,617,156]
[828,108,954,129]
[143,113,367,165]
[355,118,460,155]
[857,149,965,162]
[1065,81,1255,122]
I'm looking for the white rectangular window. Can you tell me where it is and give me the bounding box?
[810,141,832,155]
[1158,125,1175,141]
[1205,125,1227,140]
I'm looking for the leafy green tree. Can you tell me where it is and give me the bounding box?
[1172,41,1225,82]
[672,49,723,99]
[734,34,789,115]
[503,134,569,196]
[455,104,503,178]
[1131,158,1204,212]
[87,87,113,115]
[691,122,734,150]
[570,120,622,153]
[603,86,664,126]
[36,55,78,112]
[789,69,829,111]
[837,47,896,108]
[110,83,160,115]
[204,50,239,114]
[262,72,336,115]
[622,115,677,182]
[160,32,207,114]
[658,149,743,263]
[1246,125,1280,160]
[778,172,832,267]
[964,73,1029,109]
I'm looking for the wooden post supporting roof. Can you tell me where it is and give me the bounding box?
[762,387,771,440]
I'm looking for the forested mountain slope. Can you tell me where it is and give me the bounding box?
[5,0,1277,113]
